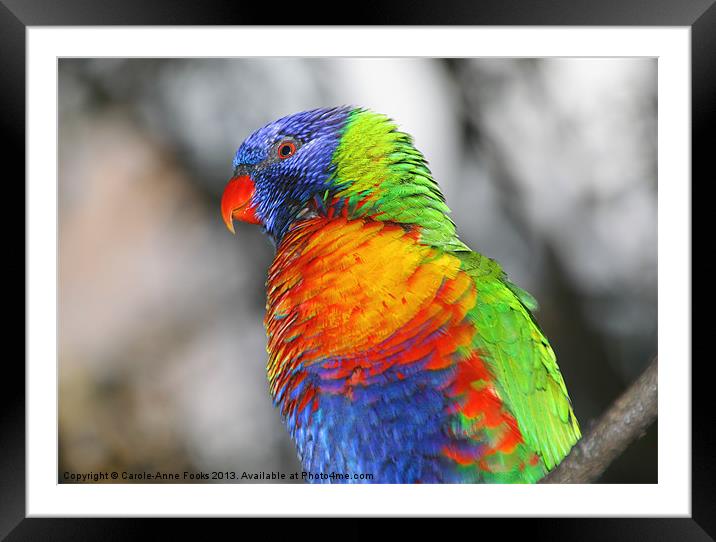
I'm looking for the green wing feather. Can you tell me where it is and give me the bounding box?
[457,250,581,471]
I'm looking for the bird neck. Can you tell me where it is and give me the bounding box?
[319,108,465,250]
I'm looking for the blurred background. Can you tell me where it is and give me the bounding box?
[58,58,657,483]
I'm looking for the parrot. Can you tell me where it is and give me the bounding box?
[221,106,581,483]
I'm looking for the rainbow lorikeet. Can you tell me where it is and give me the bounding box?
[221,106,580,483]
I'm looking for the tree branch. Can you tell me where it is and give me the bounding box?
[541,356,658,484]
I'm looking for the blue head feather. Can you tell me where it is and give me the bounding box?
[232,106,353,242]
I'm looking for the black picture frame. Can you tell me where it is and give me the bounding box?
[6,0,708,537]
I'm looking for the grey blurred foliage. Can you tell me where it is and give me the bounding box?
[58,58,657,484]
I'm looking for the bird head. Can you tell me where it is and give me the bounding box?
[222,106,456,246]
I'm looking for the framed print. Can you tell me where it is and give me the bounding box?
[5,0,709,537]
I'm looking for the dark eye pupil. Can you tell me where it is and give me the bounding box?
[280,144,292,156]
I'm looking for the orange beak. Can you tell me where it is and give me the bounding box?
[221,175,261,234]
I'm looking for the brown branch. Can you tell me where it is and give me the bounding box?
[541,356,658,484]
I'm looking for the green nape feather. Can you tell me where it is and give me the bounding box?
[329,109,468,251]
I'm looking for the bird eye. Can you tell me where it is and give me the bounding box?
[277,141,296,160]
